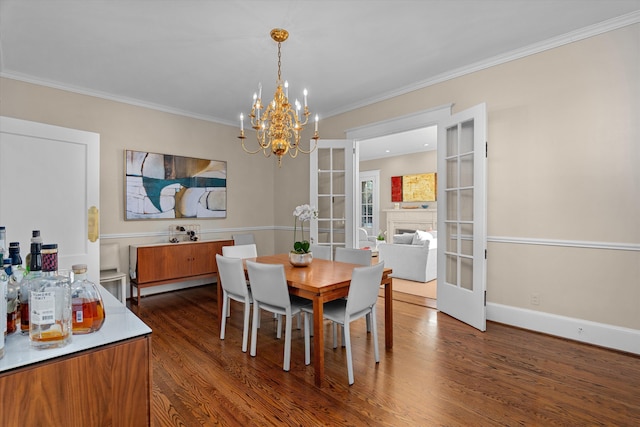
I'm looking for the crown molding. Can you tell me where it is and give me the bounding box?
[2,11,639,123]
[325,10,640,118]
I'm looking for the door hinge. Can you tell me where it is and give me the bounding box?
[485,141,488,158]
[484,249,487,259]
[484,291,487,306]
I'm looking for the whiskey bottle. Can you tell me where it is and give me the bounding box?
[20,241,43,334]
[0,264,6,358]
[71,264,105,334]
[29,243,72,349]
[7,242,24,334]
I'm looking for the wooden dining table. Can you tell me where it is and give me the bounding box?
[216,253,393,386]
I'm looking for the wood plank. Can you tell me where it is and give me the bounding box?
[129,285,640,426]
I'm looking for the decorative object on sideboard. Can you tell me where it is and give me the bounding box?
[237,28,319,167]
[125,150,227,220]
[169,224,200,243]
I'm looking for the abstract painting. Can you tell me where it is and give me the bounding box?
[125,150,227,220]
[402,173,437,202]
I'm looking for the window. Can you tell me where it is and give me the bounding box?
[358,170,380,236]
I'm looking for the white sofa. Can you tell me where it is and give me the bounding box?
[377,230,437,282]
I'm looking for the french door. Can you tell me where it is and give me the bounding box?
[436,103,487,331]
[310,139,356,258]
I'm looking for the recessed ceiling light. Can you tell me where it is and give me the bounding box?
[385,150,390,153]
[424,143,429,147]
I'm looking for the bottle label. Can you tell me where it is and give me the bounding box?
[31,291,56,325]
[75,309,84,323]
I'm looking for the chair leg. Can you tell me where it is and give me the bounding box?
[371,307,379,363]
[344,321,354,385]
[250,302,260,357]
[276,314,283,339]
[332,322,338,349]
[119,276,126,304]
[241,299,251,353]
[283,312,293,371]
[304,312,311,365]
[366,313,371,333]
[220,293,228,340]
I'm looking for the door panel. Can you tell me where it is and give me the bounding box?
[437,104,487,331]
[310,140,355,257]
[0,117,100,283]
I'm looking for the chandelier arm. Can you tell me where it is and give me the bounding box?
[240,139,267,155]
[293,138,319,155]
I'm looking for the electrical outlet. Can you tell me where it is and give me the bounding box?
[530,293,540,305]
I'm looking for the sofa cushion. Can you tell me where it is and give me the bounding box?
[393,233,414,244]
[412,230,433,246]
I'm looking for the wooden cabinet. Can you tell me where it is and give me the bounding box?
[131,240,233,305]
[0,335,151,426]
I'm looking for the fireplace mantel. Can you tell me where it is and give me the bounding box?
[384,208,437,235]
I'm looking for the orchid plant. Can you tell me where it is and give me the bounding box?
[292,204,318,254]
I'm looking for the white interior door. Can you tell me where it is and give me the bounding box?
[0,117,100,283]
[310,139,355,258]
[436,103,487,331]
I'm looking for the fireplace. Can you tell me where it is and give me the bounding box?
[384,208,437,238]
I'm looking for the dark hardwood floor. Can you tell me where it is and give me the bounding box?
[128,284,640,426]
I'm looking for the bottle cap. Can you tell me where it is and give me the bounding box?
[72,264,87,274]
[42,243,58,250]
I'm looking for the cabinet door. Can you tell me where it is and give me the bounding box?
[137,245,191,283]
[190,242,217,276]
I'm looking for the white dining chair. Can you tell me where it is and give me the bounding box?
[246,260,310,371]
[334,247,374,338]
[302,262,385,385]
[216,254,253,352]
[310,244,331,260]
[334,247,372,266]
[99,243,127,303]
[222,243,257,259]
[232,233,255,246]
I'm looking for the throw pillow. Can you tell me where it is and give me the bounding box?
[411,230,433,245]
[393,233,415,245]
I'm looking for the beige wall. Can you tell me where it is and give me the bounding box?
[0,79,284,255]
[2,24,638,331]
[319,24,640,330]
[361,150,438,234]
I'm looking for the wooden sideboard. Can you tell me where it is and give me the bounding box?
[1,336,151,426]
[130,239,233,305]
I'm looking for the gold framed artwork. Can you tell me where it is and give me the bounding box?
[396,172,437,202]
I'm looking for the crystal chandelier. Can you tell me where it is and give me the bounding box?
[238,28,319,166]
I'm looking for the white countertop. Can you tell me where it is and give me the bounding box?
[1,283,152,373]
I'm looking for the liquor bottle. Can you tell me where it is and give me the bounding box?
[1,263,6,358]
[24,230,43,274]
[7,242,25,334]
[0,226,6,263]
[20,241,43,334]
[3,258,14,335]
[29,243,72,349]
[71,264,105,334]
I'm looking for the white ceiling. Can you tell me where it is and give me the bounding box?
[1,1,639,159]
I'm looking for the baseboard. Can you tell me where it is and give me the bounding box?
[487,303,640,355]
